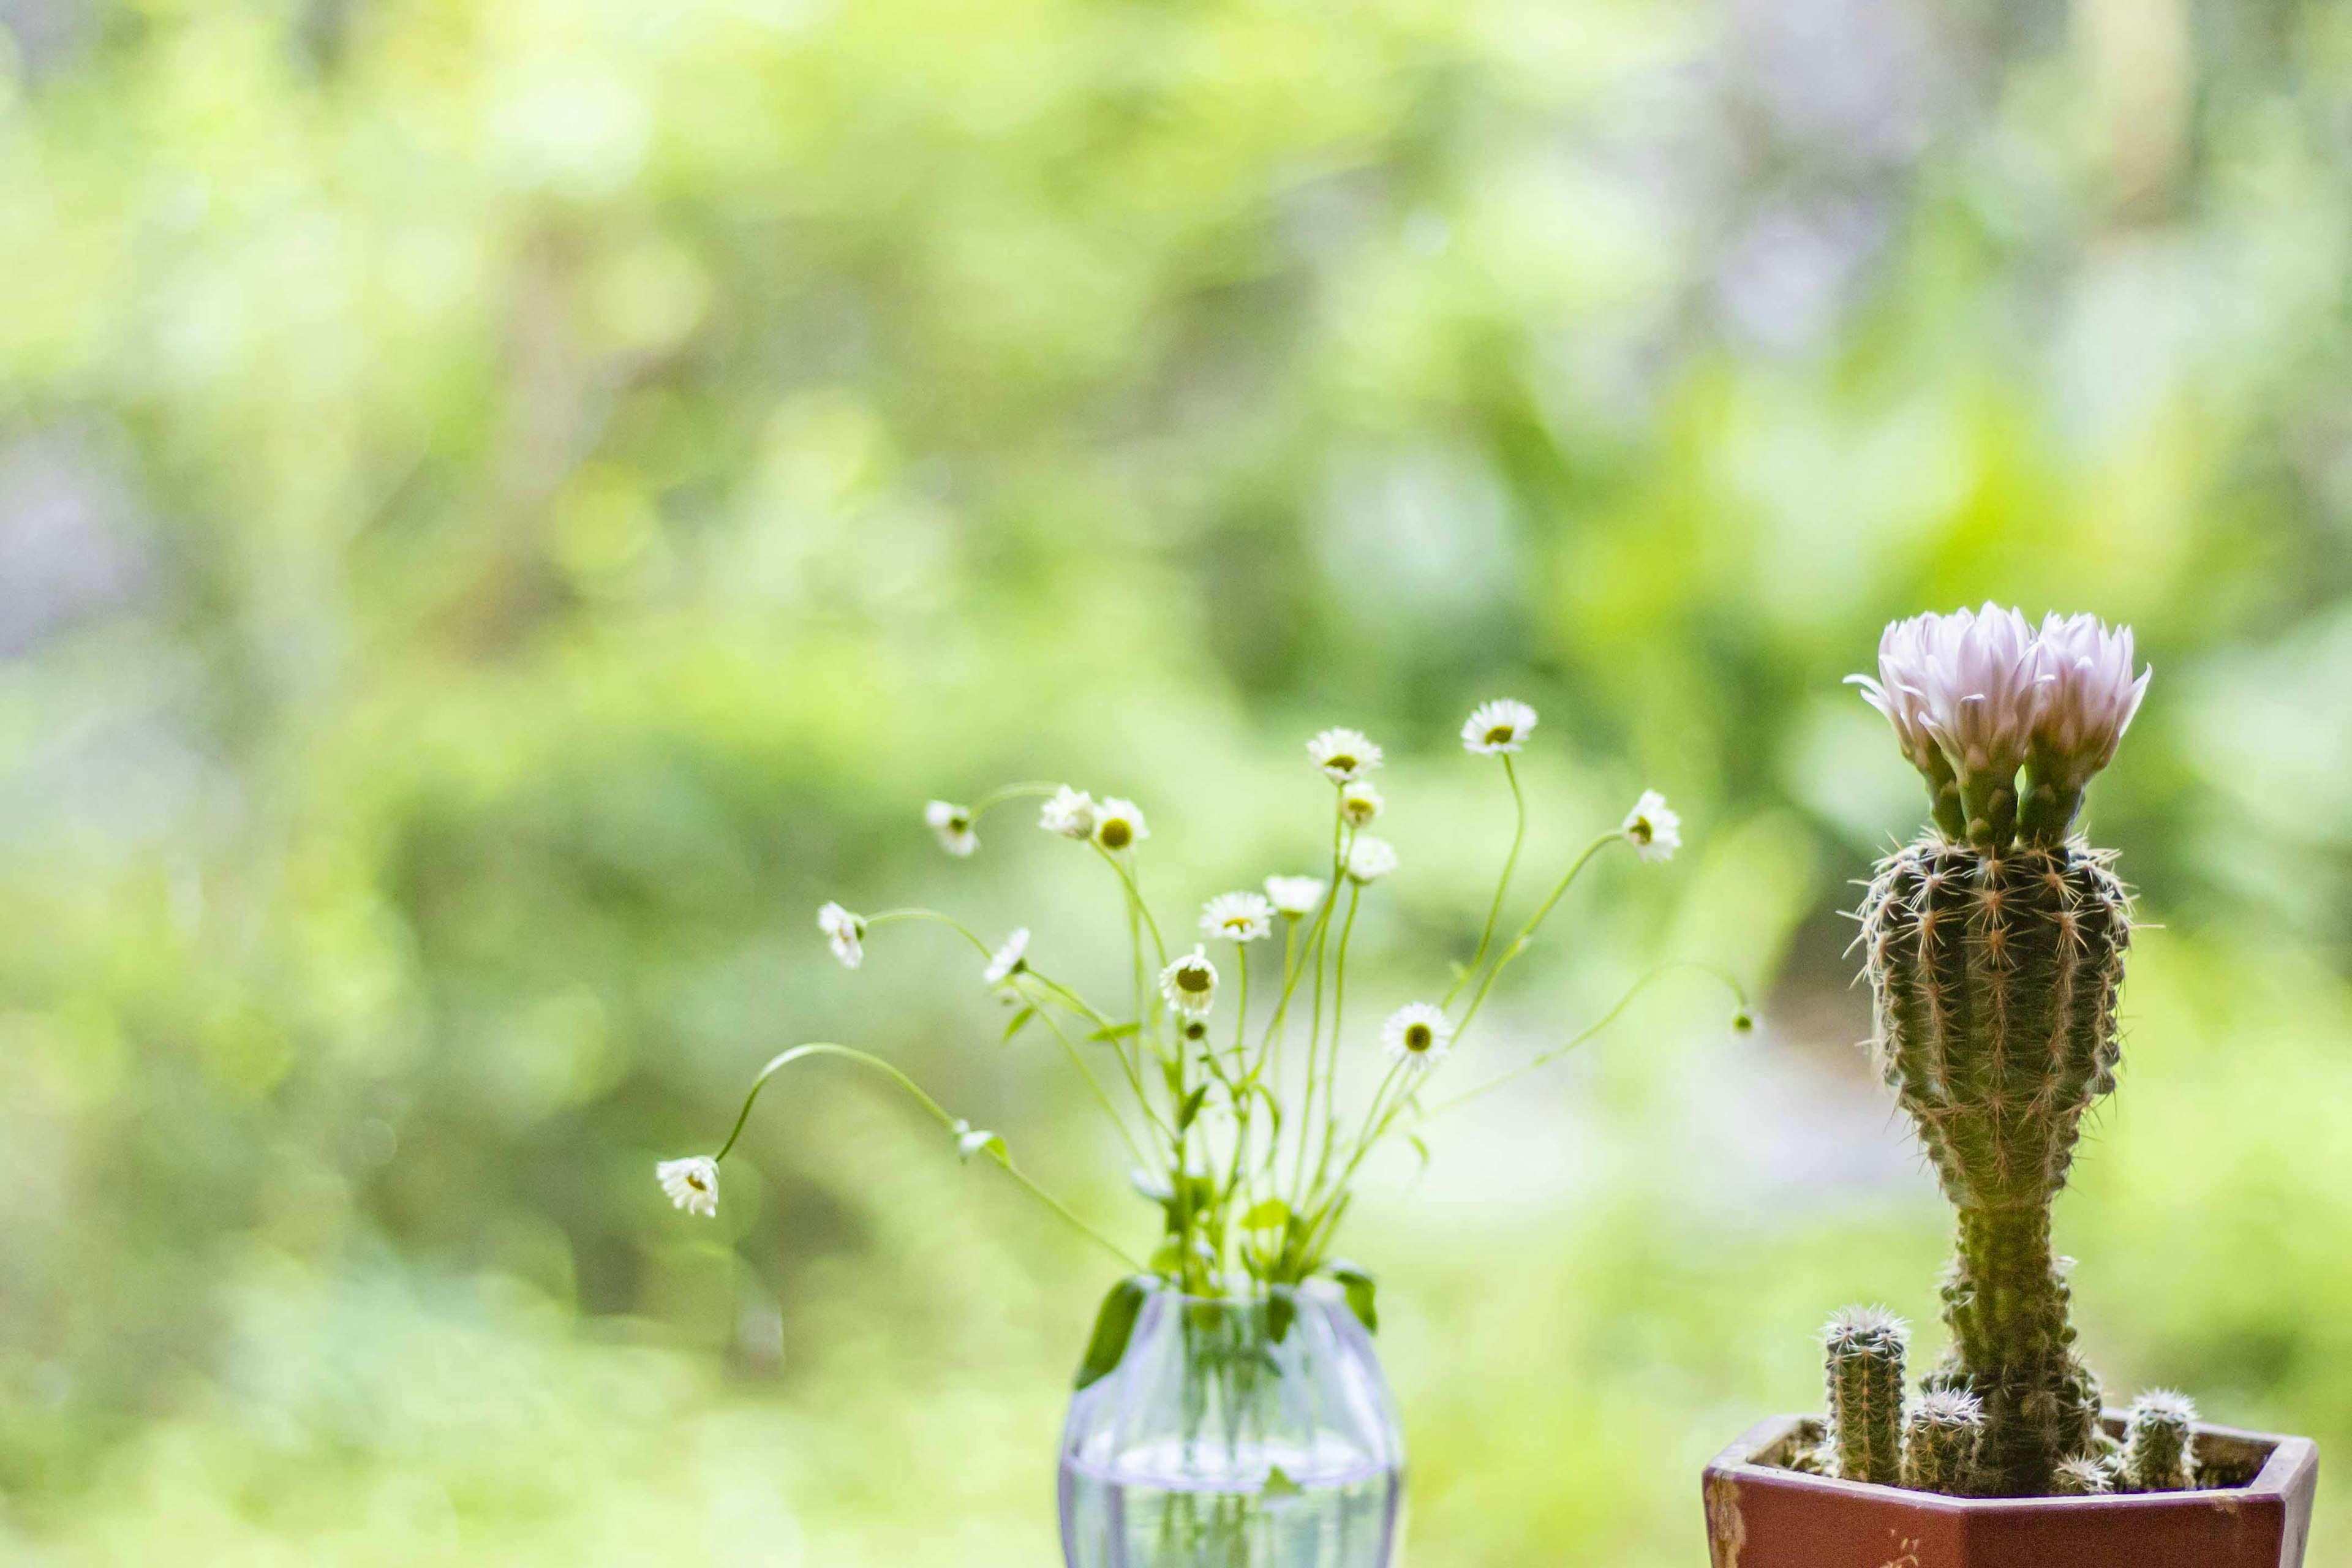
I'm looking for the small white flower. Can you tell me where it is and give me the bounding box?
[1381,1003,1455,1073]
[1340,780,1384,827]
[657,1155,720,1218]
[1622,790,1680,862]
[1159,945,1219,1016]
[1343,835,1398,884]
[984,928,1031,986]
[1200,891,1275,943]
[1039,785,1097,840]
[1461,698,1537,755]
[925,799,978,857]
[1306,727,1382,783]
[1264,875,1326,918]
[1092,797,1149,852]
[816,902,866,970]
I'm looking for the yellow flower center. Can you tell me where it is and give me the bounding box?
[1327,754,1356,774]
[1177,967,1210,993]
[1405,1023,1431,1051]
[1099,818,1132,849]
[1630,819,1652,843]
[1484,725,1513,745]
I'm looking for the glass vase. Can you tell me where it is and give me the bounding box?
[1057,1281,1405,1568]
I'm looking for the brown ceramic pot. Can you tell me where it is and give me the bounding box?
[1702,1413,2317,1568]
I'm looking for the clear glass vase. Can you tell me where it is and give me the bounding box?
[1057,1281,1405,1568]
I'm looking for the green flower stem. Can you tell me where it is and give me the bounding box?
[1303,881,1363,1200]
[1093,844,1168,970]
[1025,997,1157,1167]
[1452,831,1623,1042]
[862,908,994,957]
[707,1042,1142,1270]
[1420,962,1749,1120]
[971,781,1063,815]
[1025,972,1172,1141]
[1444,753,1527,1008]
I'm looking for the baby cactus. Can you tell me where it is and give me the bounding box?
[1839,608,2164,1498]
[2120,1391,2198,1492]
[1824,1307,1907,1487]
[2051,1454,2117,1496]
[1902,1389,1986,1496]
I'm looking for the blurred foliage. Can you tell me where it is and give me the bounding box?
[2,0,2351,1561]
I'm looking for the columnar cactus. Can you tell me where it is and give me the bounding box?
[1825,1308,1908,1486]
[1839,606,2160,1498]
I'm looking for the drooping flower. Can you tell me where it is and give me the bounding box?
[1381,1003,1455,1073]
[2027,612,2150,796]
[925,800,978,857]
[1343,835,1399,884]
[984,928,1031,986]
[1039,786,1097,840]
[1622,790,1680,862]
[1264,875,1326,918]
[1092,797,1149,852]
[1340,780,1384,827]
[1159,946,1219,1016]
[1200,891,1275,944]
[1461,698,1537,756]
[1307,727,1383,783]
[657,1156,720,1218]
[817,902,866,970]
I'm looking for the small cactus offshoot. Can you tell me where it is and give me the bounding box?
[1902,1389,1987,1496]
[2051,1454,2117,1496]
[2120,1391,2198,1492]
[1798,609,2205,1499]
[1824,1307,1907,1487]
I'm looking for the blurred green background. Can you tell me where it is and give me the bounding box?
[4,0,2351,1561]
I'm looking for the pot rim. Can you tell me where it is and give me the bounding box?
[1705,1411,2318,1513]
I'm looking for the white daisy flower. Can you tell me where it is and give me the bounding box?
[816,902,866,970]
[1340,780,1383,827]
[925,800,978,857]
[1306,727,1382,783]
[1461,698,1537,755]
[1343,835,1398,884]
[1264,875,1326,918]
[1092,797,1149,852]
[984,928,1031,986]
[1159,945,1219,1016]
[1200,891,1275,943]
[1381,1002,1454,1073]
[657,1155,720,1218]
[1038,785,1097,840]
[1622,790,1680,862]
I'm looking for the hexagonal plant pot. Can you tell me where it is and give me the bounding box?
[1701,1413,2317,1568]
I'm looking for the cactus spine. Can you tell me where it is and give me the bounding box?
[2120,1391,2197,1492]
[1825,1308,1907,1486]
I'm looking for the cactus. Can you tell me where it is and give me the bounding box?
[1902,1389,1986,1496]
[2051,1453,2117,1496]
[1825,1307,1908,1486]
[1836,608,2159,1498]
[2120,1391,2198,1491]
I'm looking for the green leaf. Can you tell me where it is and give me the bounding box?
[1240,1197,1290,1231]
[1147,1240,1183,1275]
[1405,1133,1431,1178]
[1262,1464,1304,1502]
[1003,1006,1036,1042]
[1267,1284,1296,1344]
[1089,1021,1142,1042]
[1175,1084,1210,1131]
[1073,1275,1152,1390]
[1324,1260,1378,1335]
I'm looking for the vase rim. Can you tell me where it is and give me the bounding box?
[1138,1276,1345,1309]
